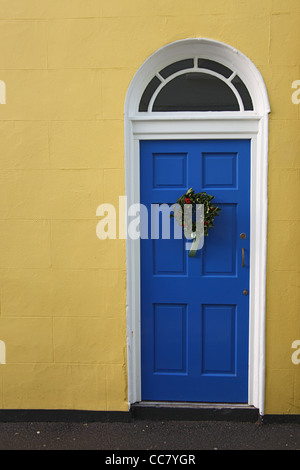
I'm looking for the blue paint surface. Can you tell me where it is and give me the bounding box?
[140,140,250,403]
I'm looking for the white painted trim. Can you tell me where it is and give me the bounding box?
[126,39,270,116]
[130,113,260,137]
[124,39,270,416]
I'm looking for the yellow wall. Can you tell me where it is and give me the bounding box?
[0,0,299,414]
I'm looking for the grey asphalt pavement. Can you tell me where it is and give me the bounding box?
[0,419,299,450]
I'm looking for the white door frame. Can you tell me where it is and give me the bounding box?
[124,39,270,415]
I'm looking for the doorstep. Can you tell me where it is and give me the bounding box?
[130,401,260,422]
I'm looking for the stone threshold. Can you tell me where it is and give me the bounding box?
[130,401,260,422]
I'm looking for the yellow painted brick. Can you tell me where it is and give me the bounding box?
[49,121,124,169]
[270,13,300,66]
[103,169,125,207]
[102,0,272,17]
[0,20,47,69]
[268,120,300,169]
[102,69,135,120]
[297,272,300,333]
[48,19,102,69]
[266,271,298,321]
[106,364,128,411]
[47,169,104,220]
[53,317,126,364]
[265,369,297,415]
[48,17,167,69]
[268,169,300,221]
[0,122,49,169]
[52,269,107,317]
[273,0,300,12]
[0,168,103,219]
[97,17,168,69]
[51,220,126,269]
[0,219,51,268]
[267,221,300,272]
[104,269,126,317]
[0,70,101,121]
[163,15,271,66]
[266,315,298,370]
[0,268,53,317]
[0,0,102,19]
[0,0,274,19]
[2,364,106,410]
[105,239,126,270]
[0,317,53,363]
[0,268,107,317]
[263,66,299,120]
[0,170,50,219]
[0,169,102,219]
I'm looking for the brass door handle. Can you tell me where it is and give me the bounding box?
[242,247,245,267]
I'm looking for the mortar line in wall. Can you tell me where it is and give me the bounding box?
[51,315,125,318]
[0,14,248,20]
[270,269,299,273]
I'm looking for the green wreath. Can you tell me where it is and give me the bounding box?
[172,187,221,237]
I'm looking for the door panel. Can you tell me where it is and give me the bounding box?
[140,139,250,403]
[201,304,237,375]
[153,303,187,374]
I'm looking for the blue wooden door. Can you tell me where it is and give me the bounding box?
[140,140,251,403]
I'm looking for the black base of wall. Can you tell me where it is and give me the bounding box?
[0,409,131,423]
[0,407,299,424]
[261,414,300,425]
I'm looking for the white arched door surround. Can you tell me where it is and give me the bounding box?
[125,39,270,415]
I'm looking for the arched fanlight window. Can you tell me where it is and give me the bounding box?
[139,58,253,112]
